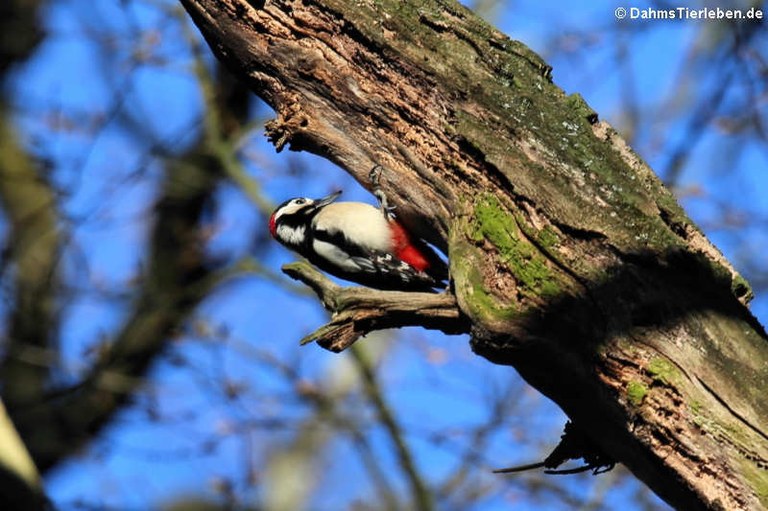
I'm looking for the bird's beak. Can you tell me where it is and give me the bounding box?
[315,190,342,208]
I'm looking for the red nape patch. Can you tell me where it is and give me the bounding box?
[390,221,430,271]
[268,213,277,238]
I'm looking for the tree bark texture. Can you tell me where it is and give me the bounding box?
[179,1,768,509]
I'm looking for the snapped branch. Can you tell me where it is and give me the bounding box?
[282,262,469,352]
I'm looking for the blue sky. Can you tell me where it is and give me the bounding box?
[7,0,766,509]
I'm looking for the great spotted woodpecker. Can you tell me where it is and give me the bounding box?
[269,189,447,292]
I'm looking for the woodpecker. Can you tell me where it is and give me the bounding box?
[269,190,448,291]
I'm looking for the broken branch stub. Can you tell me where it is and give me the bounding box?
[282,262,469,352]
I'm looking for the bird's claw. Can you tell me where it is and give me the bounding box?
[370,165,396,220]
[369,164,383,187]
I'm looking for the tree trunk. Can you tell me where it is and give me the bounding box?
[179,1,768,509]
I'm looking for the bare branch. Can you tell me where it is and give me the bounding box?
[283,262,469,352]
[350,345,434,511]
[9,155,223,472]
[0,115,61,409]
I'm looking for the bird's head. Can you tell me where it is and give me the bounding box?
[269,190,342,244]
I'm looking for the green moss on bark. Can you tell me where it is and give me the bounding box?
[739,457,768,508]
[449,220,519,327]
[647,357,679,385]
[472,194,560,298]
[627,381,648,406]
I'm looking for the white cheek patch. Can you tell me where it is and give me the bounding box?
[277,224,306,245]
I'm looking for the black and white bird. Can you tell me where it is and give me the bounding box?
[269,190,447,291]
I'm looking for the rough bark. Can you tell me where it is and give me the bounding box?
[283,261,468,351]
[179,1,768,509]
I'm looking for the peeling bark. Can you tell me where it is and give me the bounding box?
[179,1,768,509]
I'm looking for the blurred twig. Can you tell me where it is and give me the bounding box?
[351,344,435,511]
[0,114,61,408]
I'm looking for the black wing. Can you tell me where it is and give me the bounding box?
[311,228,443,291]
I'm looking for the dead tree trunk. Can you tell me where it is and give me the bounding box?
[179,1,768,509]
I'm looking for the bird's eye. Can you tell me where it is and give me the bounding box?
[294,198,306,205]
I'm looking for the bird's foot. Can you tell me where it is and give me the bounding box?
[370,164,396,220]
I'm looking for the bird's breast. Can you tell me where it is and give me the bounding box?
[313,202,393,252]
